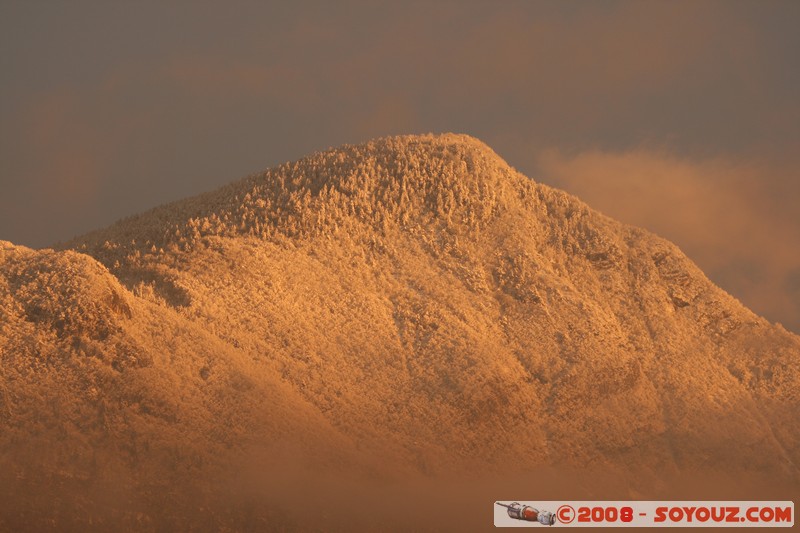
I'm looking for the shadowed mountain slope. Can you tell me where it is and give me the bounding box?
[2,134,798,530]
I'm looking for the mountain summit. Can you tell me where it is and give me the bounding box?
[2,134,798,530]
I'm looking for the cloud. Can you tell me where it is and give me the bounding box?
[535,147,800,333]
[1,0,798,333]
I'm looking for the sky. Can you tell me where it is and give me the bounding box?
[1,0,798,332]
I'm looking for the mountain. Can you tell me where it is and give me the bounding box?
[1,134,798,531]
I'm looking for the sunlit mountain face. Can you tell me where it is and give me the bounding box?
[1,134,798,531]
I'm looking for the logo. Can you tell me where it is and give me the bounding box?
[494,501,794,528]
[496,502,556,526]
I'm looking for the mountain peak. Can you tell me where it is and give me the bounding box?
[69,133,531,253]
[337,132,504,165]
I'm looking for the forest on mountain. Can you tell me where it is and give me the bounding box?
[1,134,798,531]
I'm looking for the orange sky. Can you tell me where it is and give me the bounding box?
[1,1,798,332]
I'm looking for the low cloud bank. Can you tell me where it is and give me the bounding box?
[536,148,800,334]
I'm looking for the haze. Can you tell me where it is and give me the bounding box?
[1,0,799,334]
